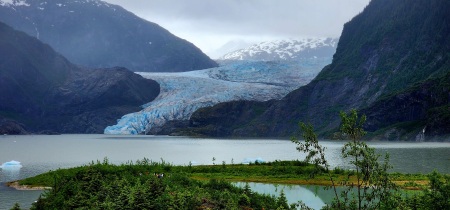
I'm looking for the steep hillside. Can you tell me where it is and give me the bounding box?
[0,0,217,72]
[180,0,450,140]
[220,38,337,61]
[362,72,450,140]
[0,21,160,134]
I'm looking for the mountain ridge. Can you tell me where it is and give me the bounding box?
[0,21,160,134]
[220,38,338,61]
[0,0,217,72]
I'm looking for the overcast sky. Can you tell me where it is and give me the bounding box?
[104,0,371,58]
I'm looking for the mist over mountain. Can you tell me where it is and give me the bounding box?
[0,21,160,134]
[208,40,254,60]
[0,0,217,72]
[176,0,450,140]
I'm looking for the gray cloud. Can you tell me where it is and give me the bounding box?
[104,0,370,57]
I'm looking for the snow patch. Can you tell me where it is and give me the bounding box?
[221,37,338,61]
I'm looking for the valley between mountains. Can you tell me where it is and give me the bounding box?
[0,0,448,141]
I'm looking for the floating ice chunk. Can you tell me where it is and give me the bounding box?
[242,157,265,164]
[0,160,23,169]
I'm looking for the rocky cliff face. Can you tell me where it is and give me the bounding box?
[363,72,450,140]
[180,0,450,140]
[0,21,160,134]
[0,0,217,72]
[0,117,28,135]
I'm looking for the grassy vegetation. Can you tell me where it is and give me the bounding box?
[17,159,431,191]
[18,158,297,209]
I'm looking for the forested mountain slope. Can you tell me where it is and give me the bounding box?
[0,21,160,134]
[0,0,217,72]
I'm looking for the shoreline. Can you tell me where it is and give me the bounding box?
[6,181,51,191]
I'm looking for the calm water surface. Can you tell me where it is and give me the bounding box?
[0,134,449,209]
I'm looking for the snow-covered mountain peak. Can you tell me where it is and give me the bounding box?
[1,0,112,10]
[220,37,338,61]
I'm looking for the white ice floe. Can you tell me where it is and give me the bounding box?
[242,157,265,164]
[0,160,23,169]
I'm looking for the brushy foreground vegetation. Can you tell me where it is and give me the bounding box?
[17,159,296,210]
[291,109,450,210]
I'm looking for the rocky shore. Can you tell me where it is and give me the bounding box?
[6,181,51,191]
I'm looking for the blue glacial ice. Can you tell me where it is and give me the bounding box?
[242,157,266,164]
[104,60,330,134]
[0,160,23,170]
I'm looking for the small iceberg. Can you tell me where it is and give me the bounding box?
[242,157,265,164]
[0,160,23,170]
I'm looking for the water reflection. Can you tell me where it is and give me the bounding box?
[235,182,328,209]
[0,183,43,210]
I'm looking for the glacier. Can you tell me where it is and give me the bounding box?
[0,0,29,7]
[104,60,330,135]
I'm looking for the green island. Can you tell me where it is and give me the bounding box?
[11,159,432,190]
[9,159,449,210]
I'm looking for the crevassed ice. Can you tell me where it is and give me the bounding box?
[0,0,30,7]
[104,60,330,135]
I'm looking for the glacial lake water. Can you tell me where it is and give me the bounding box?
[0,134,449,209]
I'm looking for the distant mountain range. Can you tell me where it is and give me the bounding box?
[0,21,160,134]
[220,38,338,61]
[173,0,450,141]
[0,0,217,72]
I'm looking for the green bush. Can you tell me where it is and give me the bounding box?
[28,160,293,210]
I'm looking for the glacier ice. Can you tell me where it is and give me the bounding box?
[242,157,265,164]
[0,0,30,7]
[0,160,22,170]
[104,60,330,135]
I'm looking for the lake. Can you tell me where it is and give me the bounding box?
[1,134,449,209]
